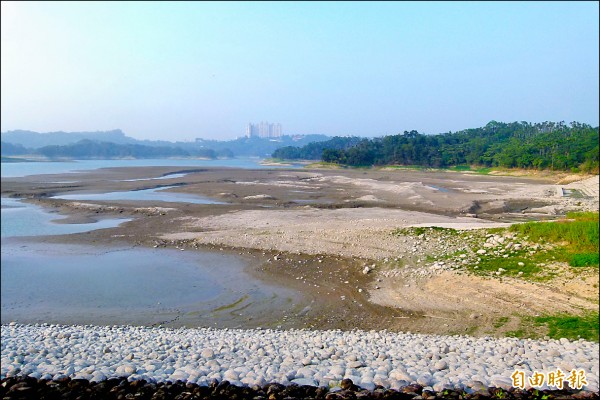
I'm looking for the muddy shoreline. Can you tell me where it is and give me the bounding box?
[2,166,598,335]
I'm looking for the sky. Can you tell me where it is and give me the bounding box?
[1,1,599,141]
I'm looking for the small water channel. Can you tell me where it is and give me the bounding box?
[426,184,450,193]
[51,185,225,204]
[118,172,190,182]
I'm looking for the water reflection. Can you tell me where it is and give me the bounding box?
[51,186,225,204]
[1,242,296,327]
[119,172,189,182]
[1,158,298,178]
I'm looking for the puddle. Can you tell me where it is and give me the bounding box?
[51,185,225,204]
[562,188,585,198]
[1,197,130,238]
[119,172,190,182]
[427,185,450,193]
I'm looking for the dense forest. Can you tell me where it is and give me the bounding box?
[34,140,219,159]
[272,136,364,160]
[273,121,599,173]
[0,141,29,156]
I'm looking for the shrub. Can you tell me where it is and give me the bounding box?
[570,253,600,267]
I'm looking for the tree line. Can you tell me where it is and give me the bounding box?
[272,121,599,173]
[1,140,220,159]
[272,136,364,160]
[1,133,333,159]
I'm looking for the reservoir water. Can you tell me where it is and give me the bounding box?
[1,157,299,178]
[1,242,296,327]
[1,158,301,326]
[1,198,298,327]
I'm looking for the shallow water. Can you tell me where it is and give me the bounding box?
[0,242,297,326]
[427,184,450,193]
[51,185,225,204]
[1,197,130,238]
[119,172,190,182]
[1,195,299,328]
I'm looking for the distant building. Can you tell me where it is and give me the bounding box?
[246,122,282,139]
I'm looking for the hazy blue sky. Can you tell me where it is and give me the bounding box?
[1,1,598,141]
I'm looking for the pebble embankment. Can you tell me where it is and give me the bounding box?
[1,324,598,399]
[2,376,598,399]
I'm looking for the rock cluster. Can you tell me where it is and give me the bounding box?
[2,324,598,396]
[383,228,554,280]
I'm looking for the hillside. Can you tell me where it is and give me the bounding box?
[0,130,332,159]
[1,129,135,148]
[34,140,216,159]
[272,136,363,160]
[272,121,599,173]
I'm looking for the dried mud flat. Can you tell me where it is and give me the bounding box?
[2,167,598,336]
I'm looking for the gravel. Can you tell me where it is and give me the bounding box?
[2,323,598,396]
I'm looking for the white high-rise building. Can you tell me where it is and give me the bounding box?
[245,121,283,138]
[272,123,282,138]
[245,124,258,138]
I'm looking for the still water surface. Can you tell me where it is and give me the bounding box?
[1,241,294,326]
[1,197,130,238]
[51,185,225,204]
[1,157,300,326]
[1,157,298,178]
[1,191,295,326]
